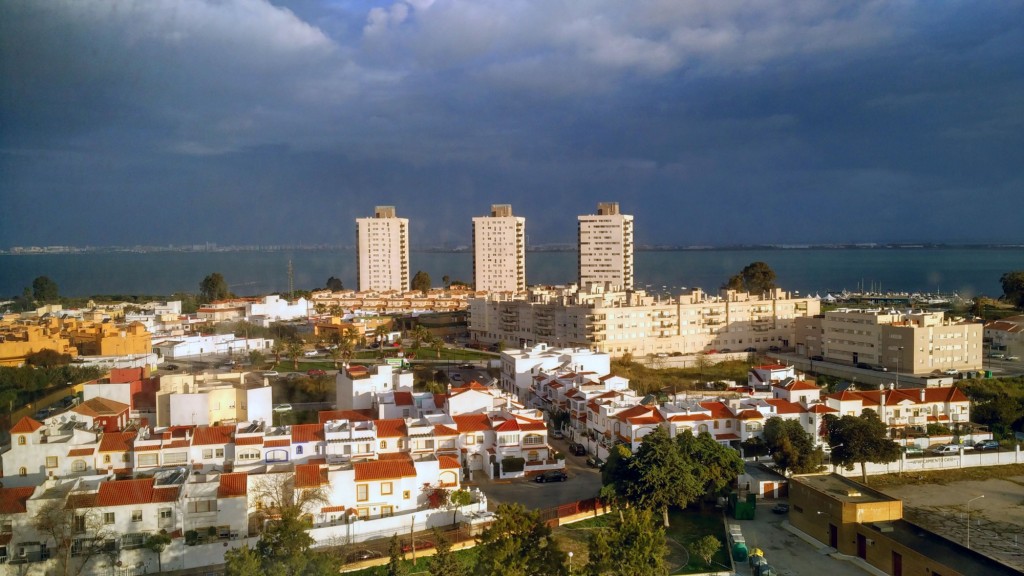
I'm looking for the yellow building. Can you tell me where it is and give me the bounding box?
[0,322,77,366]
[66,320,152,356]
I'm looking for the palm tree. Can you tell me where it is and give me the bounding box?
[373,324,390,358]
[271,340,285,366]
[340,326,360,365]
[285,339,305,371]
[411,325,430,351]
[430,336,445,360]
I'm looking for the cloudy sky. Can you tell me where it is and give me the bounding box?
[1,0,1021,249]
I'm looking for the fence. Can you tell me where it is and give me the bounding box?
[832,446,1023,478]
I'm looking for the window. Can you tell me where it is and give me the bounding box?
[381,482,393,495]
[159,508,172,520]
[296,445,303,455]
[137,453,158,467]
[266,449,288,463]
[203,449,213,459]
[121,533,146,549]
[466,435,475,445]
[238,450,260,461]
[103,455,111,464]
[356,484,368,501]
[46,456,58,468]
[70,459,86,472]
[380,441,388,449]
[103,512,115,525]
[164,452,187,464]
[131,510,142,522]
[381,505,394,517]
[17,436,25,445]
[403,490,411,500]
[18,467,26,477]
[187,500,217,513]
[216,448,224,458]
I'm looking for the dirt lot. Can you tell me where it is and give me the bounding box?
[880,472,1024,571]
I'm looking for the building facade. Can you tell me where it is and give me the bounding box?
[470,284,819,358]
[795,309,983,375]
[472,204,526,293]
[356,206,410,292]
[578,202,633,291]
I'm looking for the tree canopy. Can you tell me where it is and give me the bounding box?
[474,503,567,576]
[411,270,432,292]
[763,416,822,475]
[723,261,777,294]
[199,272,231,302]
[32,275,60,303]
[1001,270,1024,308]
[585,507,668,576]
[825,409,902,483]
[325,276,344,291]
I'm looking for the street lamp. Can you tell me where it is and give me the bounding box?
[967,494,985,550]
[568,551,573,575]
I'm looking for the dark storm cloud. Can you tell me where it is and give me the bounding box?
[1,0,1021,248]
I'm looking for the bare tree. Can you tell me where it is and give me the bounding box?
[32,498,111,576]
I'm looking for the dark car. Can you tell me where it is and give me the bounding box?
[811,355,824,361]
[856,362,873,370]
[586,456,603,468]
[534,470,568,483]
[974,439,1000,451]
[769,346,781,352]
[345,549,382,563]
[771,503,790,514]
[164,364,179,370]
[569,442,586,456]
[744,347,756,352]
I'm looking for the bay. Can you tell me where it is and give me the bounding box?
[1,248,1022,299]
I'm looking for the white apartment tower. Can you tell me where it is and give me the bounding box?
[356,206,409,292]
[578,202,634,291]
[473,204,526,293]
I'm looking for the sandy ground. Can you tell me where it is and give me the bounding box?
[882,475,1024,571]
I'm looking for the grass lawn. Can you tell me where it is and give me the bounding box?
[867,463,1024,488]
[340,547,479,575]
[554,506,730,575]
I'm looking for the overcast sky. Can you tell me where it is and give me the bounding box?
[1,1,1021,249]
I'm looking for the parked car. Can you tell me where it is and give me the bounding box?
[164,363,179,370]
[401,540,434,553]
[1008,356,1020,361]
[974,439,1000,451]
[771,502,790,514]
[307,369,326,376]
[988,352,1005,359]
[902,445,924,456]
[811,355,824,361]
[345,549,382,563]
[929,444,960,455]
[769,346,781,352]
[586,456,603,468]
[272,404,293,413]
[534,470,568,483]
[569,442,586,456]
[262,371,279,378]
[450,373,462,382]
[944,368,959,375]
[550,429,564,439]
[744,347,756,352]
[303,350,319,357]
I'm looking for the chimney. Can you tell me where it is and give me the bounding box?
[919,388,925,402]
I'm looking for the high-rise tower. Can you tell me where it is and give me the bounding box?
[356,206,409,292]
[473,204,526,293]
[578,202,634,291]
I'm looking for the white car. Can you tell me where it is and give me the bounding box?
[944,369,959,375]
[272,404,292,413]
[262,371,279,378]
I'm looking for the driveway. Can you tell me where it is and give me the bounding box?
[731,501,873,576]
[470,437,603,511]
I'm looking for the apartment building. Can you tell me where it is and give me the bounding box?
[795,309,983,375]
[473,204,526,293]
[578,202,634,291]
[471,284,819,358]
[984,314,1024,357]
[356,206,410,292]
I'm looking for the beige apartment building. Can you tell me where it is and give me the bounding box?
[469,284,818,358]
[578,202,634,291]
[356,206,409,292]
[795,309,983,375]
[473,204,526,293]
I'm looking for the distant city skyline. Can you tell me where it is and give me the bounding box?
[2,2,1022,248]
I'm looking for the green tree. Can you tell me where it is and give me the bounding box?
[248,349,265,368]
[224,545,262,576]
[31,276,59,303]
[1001,271,1024,308]
[326,276,344,291]
[678,430,745,496]
[474,503,567,576]
[450,488,473,524]
[427,529,465,576]
[763,416,822,475]
[144,532,172,573]
[723,261,777,294]
[584,525,614,576]
[583,507,667,576]
[625,427,699,527]
[285,339,305,371]
[431,335,446,359]
[826,409,902,483]
[387,534,407,576]
[411,325,431,351]
[25,349,73,368]
[199,272,231,302]
[411,270,432,293]
[689,535,721,568]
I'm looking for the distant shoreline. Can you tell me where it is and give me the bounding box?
[5,243,1024,255]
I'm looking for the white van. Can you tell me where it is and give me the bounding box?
[930,444,960,455]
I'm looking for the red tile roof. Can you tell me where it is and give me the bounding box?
[433,424,459,436]
[291,424,324,444]
[295,464,329,488]
[264,439,291,448]
[736,409,764,420]
[10,416,43,434]
[66,493,97,509]
[776,380,820,391]
[765,399,806,414]
[218,473,248,498]
[0,487,36,514]
[318,409,374,424]
[99,431,137,452]
[715,433,741,440]
[73,397,130,418]
[393,391,414,406]
[375,419,407,438]
[354,459,417,481]
[235,436,264,446]
[438,455,461,469]
[699,401,733,420]
[192,426,234,446]
[494,419,520,432]
[453,414,491,433]
[95,478,179,507]
[67,447,95,457]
